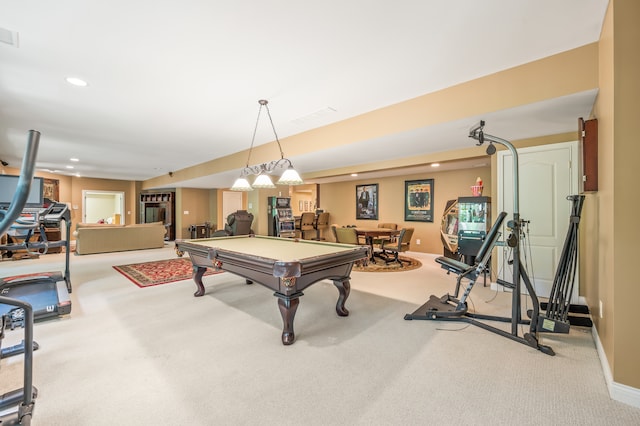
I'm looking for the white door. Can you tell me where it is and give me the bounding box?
[497,141,579,303]
[222,191,243,227]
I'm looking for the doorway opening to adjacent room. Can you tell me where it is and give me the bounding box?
[82,190,125,224]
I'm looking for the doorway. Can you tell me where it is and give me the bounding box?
[497,140,580,302]
[82,190,125,224]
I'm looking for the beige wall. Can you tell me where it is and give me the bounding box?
[69,177,138,227]
[175,187,213,239]
[319,167,491,254]
[589,0,614,386]
[586,0,640,390]
[291,184,318,216]
[611,0,640,388]
[248,188,271,235]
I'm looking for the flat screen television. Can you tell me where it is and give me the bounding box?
[0,174,44,208]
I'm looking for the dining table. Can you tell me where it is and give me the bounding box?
[354,227,400,261]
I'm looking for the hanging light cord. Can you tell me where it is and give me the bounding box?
[244,99,287,171]
[262,100,286,160]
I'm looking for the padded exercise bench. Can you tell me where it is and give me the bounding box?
[406,211,506,319]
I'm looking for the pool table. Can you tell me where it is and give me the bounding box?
[175,235,369,345]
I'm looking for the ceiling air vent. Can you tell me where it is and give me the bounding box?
[0,27,19,47]
[291,107,337,126]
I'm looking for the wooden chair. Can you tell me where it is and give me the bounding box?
[380,227,414,266]
[378,222,398,230]
[313,212,330,240]
[299,212,317,240]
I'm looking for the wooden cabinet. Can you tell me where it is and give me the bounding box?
[580,117,598,192]
[140,192,175,240]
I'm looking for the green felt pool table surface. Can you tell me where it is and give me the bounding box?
[180,234,362,260]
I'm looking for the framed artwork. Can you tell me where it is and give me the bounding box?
[43,178,60,201]
[405,179,434,222]
[356,183,378,220]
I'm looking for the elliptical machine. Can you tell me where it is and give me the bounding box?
[0,130,41,425]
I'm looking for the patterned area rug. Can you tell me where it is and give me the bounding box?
[353,255,422,272]
[113,257,221,288]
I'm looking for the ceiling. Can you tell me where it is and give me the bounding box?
[0,1,608,189]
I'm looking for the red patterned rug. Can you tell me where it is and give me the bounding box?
[113,257,221,288]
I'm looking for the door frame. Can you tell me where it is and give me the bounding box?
[82,190,125,224]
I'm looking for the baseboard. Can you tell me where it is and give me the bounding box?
[592,325,640,409]
[480,292,640,408]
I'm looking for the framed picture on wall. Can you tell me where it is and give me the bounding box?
[356,183,378,220]
[43,178,59,201]
[405,179,434,222]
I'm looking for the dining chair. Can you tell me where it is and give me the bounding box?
[313,212,330,240]
[372,222,398,247]
[333,226,360,245]
[380,227,414,266]
[299,212,317,240]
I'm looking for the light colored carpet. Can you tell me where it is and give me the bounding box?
[1,245,639,425]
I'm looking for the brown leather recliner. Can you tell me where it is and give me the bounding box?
[224,210,255,236]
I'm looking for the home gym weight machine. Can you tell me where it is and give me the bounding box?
[405,121,557,356]
[0,130,40,425]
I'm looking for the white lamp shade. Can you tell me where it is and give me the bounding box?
[251,173,276,188]
[230,177,253,191]
[277,167,304,185]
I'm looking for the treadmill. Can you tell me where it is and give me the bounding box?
[0,202,73,323]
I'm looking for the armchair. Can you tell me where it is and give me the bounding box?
[224,210,255,236]
[380,227,414,266]
[332,226,360,245]
[330,223,340,242]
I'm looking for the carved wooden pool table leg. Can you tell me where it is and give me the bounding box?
[332,278,351,316]
[192,266,207,297]
[276,292,301,345]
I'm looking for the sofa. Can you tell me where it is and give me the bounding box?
[74,222,166,255]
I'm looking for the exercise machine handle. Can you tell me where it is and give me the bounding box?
[0,130,40,236]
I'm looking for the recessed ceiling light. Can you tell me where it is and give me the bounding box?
[351,173,358,177]
[70,158,79,162]
[0,27,19,47]
[66,165,74,169]
[65,77,88,87]
[431,163,440,167]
